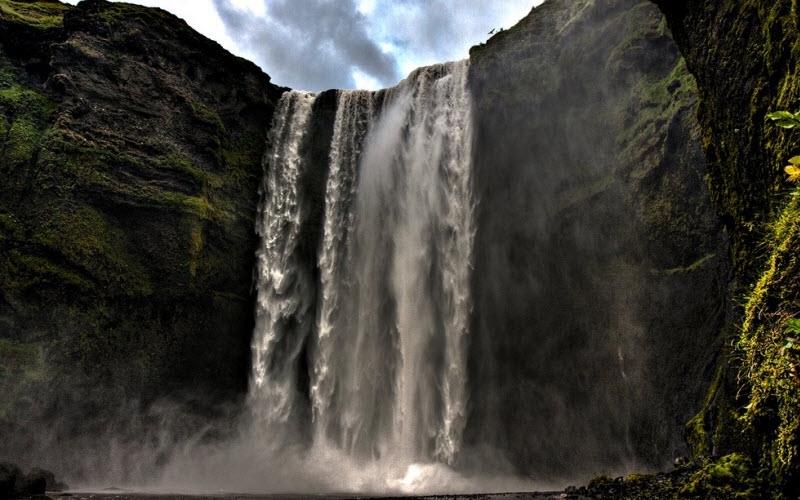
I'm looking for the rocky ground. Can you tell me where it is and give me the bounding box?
[0,462,67,500]
[1,455,760,500]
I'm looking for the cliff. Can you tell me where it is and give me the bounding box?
[465,0,727,479]
[0,0,284,459]
[653,0,800,495]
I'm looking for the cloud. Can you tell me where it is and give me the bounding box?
[212,0,539,92]
[368,0,535,74]
[213,0,400,91]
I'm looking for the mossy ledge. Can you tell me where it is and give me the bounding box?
[653,0,800,496]
[0,0,286,463]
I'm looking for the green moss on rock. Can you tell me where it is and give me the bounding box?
[0,339,44,423]
[0,0,69,29]
[654,0,800,495]
[736,195,800,491]
[0,0,284,461]
[679,453,759,498]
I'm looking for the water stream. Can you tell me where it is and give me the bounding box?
[250,60,475,483]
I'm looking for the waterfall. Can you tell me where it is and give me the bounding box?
[251,60,474,468]
[251,91,317,429]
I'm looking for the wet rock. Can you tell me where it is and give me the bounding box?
[14,470,47,497]
[0,462,21,500]
[29,468,67,492]
[0,464,66,499]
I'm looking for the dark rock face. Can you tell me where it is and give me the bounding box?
[0,463,62,500]
[466,0,727,478]
[0,462,21,499]
[13,471,46,498]
[653,0,800,494]
[651,0,798,278]
[28,468,65,492]
[0,0,283,468]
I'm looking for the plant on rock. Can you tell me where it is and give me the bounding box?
[767,110,800,129]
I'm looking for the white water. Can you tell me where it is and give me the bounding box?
[148,59,542,497]
[249,60,477,486]
[250,90,317,431]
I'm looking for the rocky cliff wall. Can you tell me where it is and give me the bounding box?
[0,0,284,462]
[465,0,728,479]
[653,0,800,495]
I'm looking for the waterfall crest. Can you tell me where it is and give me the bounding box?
[251,61,474,467]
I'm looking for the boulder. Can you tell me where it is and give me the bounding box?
[0,462,21,500]
[28,468,66,492]
[13,470,46,497]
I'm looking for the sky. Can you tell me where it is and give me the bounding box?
[61,0,545,92]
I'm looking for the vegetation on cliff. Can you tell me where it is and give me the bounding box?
[653,0,800,496]
[0,0,284,468]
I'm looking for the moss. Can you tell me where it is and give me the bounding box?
[0,82,59,169]
[587,474,614,489]
[0,82,59,121]
[679,453,758,498]
[0,109,7,137]
[87,1,172,27]
[554,175,616,214]
[0,0,273,440]
[736,196,800,491]
[683,361,749,460]
[163,154,222,189]
[685,368,719,458]
[6,250,92,291]
[189,100,226,135]
[662,253,717,276]
[221,139,261,174]
[0,0,69,29]
[158,191,215,219]
[0,338,44,422]
[31,205,152,296]
[36,132,209,218]
[188,216,203,277]
[741,197,800,333]
[3,117,41,166]
[623,473,650,484]
[616,58,696,149]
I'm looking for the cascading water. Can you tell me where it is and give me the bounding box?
[251,90,317,430]
[251,60,474,473]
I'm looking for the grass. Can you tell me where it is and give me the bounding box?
[0,0,70,29]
